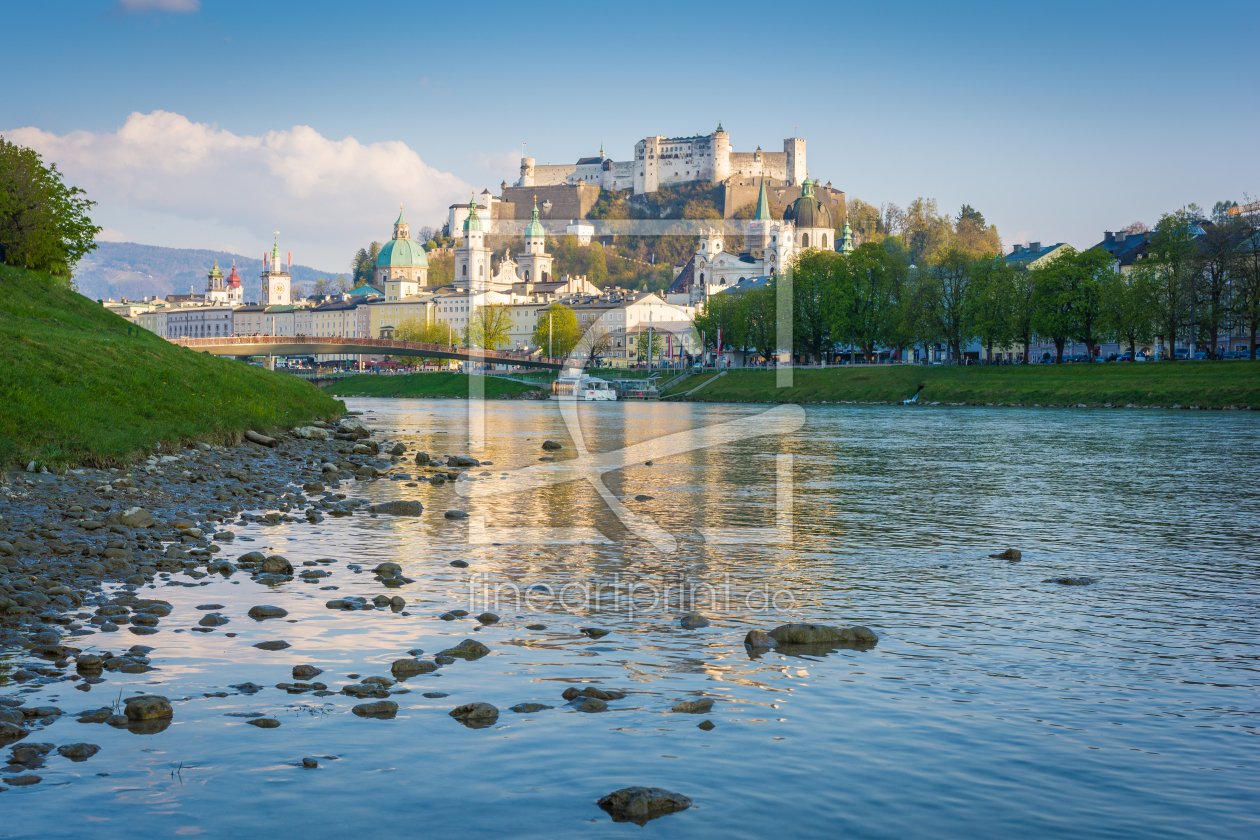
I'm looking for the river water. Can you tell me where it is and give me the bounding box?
[5,400,1258,838]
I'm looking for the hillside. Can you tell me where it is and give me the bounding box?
[74,241,342,302]
[0,264,343,468]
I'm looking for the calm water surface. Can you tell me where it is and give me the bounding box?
[4,401,1257,839]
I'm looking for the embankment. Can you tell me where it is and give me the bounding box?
[0,264,343,469]
[323,373,544,399]
[680,363,1260,408]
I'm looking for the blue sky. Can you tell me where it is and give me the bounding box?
[3,0,1257,271]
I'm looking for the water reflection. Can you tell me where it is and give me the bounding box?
[4,401,1258,840]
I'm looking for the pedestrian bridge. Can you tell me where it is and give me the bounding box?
[170,335,566,370]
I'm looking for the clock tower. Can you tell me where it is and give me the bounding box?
[260,233,291,305]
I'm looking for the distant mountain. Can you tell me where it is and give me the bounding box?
[73,241,343,303]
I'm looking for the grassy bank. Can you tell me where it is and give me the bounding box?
[0,264,344,469]
[684,363,1260,407]
[323,372,543,399]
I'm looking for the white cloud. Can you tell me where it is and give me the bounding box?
[114,0,200,13]
[7,110,469,268]
[95,227,129,242]
[475,149,524,186]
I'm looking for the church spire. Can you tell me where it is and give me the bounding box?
[754,174,771,221]
[463,194,482,232]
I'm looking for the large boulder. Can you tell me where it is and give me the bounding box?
[261,555,293,575]
[447,455,479,467]
[597,787,693,825]
[743,629,777,650]
[123,695,172,721]
[292,426,330,440]
[448,702,498,723]
[541,440,563,451]
[352,701,398,718]
[338,417,371,439]
[247,605,288,619]
[368,500,422,516]
[390,659,437,677]
[767,623,879,646]
[0,722,27,747]
[437,639,490,660]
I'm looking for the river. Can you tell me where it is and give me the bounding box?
[5,399,1257,838]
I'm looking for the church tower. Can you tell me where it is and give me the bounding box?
[745,175,773,258]
[454,195,490,291]
[205,260,227,303]
[261,234,291,305]
[517,198,552,284]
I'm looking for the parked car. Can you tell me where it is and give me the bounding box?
[1193,352,1208,360]
[1174,348,1189,360]
[1116,352,1133,362]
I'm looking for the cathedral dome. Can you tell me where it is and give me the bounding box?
[376,238,429,268]
[524,199,545,239]
[783,178,832,231]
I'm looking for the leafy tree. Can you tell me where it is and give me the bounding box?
[575,322,612,366]
[829,243,898,361]
[1030,260,1073,362]
[902,197,952,265]
[310,278,328,297]
[965,257,1014,362]
[391,317,451,362]
[901,266,943,362]
[925,247,976,361]
[1145,210,1200,358]
[1211,201,1238,224]
[464,302,513,350]
[742,283,778,364]
[789,251,836,363]
[1065,247,1113,357]
[1008,267,1038,363]
[693,289,744,352]
[846,198,884,246]
[531,302,581,359]
[1193,217,1238,356]
[635,330,664,363]
[0,137,101,277]
[427,251,454,287]
[1231,208,1260,357]
[351,242,382,287]
[1099,264,1153,360]
[585,243,609,286]
[333,274,351,293]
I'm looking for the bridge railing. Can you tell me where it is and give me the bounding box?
[170,335,565,367]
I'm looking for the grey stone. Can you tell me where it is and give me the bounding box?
[671,698,714,714]
[302,757,319,768]
[57,743,100,760]
[597,786,693,825]
[253,640,291,651]
[767,623,879,646]
[437,639,489,660]
[292,664,323,679]
[390,659,437,677]
[247,605,288,619]
[510,703,553,713]
[246,717,281,728]
[679,612,709,629]
[368,500,422,516]
[261,555,293,575]
[541,440,563,451]
[743,629,777,649]
[123,695,172,721]
[990,548,1022,561]
[352,701,398,718]
[1044,576,1097,585]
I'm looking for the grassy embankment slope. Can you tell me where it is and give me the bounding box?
[323,373,542,399]
[684,364,1260,407]
[0,264,343,468]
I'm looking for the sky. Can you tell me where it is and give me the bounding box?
[3,0,1257,272]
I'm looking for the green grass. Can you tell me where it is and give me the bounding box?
[323,372,543,399]
[0,264,344,469]
[661,371,722,396]
[684,363,1260,407]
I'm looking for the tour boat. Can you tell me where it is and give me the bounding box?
[551,373,618,401]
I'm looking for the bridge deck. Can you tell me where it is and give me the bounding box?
[170,335,565,369]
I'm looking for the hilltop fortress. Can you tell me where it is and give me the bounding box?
[518,124,805,194]
[448,125,844,233]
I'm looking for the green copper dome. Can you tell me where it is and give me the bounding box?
[208,260,223,278]
[376,237,429,268]
[783,178,832,231]
[524,200,545,239]
[462,195,482,232]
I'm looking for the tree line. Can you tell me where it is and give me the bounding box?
[694,205,1260,364]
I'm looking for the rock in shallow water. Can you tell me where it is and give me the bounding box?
[292,664,323,680]
[352,701,398,718]
[437,639,489,660]
[510,703,553,713]
[671,698,714,714]
[597,786,693,825]
[246,718,281,728]
[448,702,498,726]
[368,501,422,516]
[390,659,437,677]
[123,695,172,721]
[767,623,879,646]
[679,613,709,629]
[253,640,291,651]
[247,605,288,619]
[990,548,1022,561]
[56,743,100,761]
[1044,576,1097,585]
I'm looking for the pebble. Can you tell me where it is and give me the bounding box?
[301,757,319,768]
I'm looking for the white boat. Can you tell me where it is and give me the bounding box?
[551,373,618,401]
